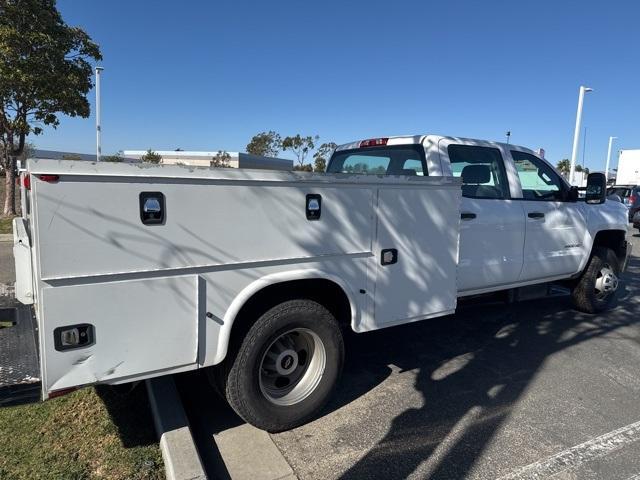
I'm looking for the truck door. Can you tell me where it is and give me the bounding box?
[438,140,525,294]
[509,150,588,280]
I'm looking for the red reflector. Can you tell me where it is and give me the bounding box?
[49,387,77,399]
[23,174,31,190]
[37,174,60,183]
[359,138,389,148]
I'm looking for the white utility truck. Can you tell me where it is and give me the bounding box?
[4,135,631,432]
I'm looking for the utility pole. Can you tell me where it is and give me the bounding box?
[605,136,616,182]
[95,66,104,162]
[569,86,593,184]
[582,126,587,171]
[506,131,511,144]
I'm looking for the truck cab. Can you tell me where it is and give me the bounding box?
[328,134,631,302]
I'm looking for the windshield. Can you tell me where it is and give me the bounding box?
[327,145,427,176]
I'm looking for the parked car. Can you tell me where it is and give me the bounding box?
[6,135,631,432]
[607,184,640,221]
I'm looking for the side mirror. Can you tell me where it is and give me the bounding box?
[585,172,607,204]
[566,186,579,202]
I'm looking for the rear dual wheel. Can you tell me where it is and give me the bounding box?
[211,299,344,432]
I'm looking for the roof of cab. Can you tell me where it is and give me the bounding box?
[335,134,536,155]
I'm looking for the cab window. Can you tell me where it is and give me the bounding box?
[511,151,565,201]
[327,145,427,176]
[448,144,509,199]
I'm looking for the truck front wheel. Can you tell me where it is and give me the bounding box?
[216,299,344,432]
[571,247,620,314]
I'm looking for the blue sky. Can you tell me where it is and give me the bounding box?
[36,0,640,170]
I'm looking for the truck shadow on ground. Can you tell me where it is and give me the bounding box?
[326,252,640,479]
[95,384,159,448]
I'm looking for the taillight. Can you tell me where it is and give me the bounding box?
[359,138,389,148]
[630,194,636,206]
[37,174,59,183]
[23,174,31,190]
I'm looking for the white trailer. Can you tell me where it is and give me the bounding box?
[4,134,630,432]
[616,149,640,185]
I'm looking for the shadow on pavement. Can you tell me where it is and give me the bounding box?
[331,252,640,479]
[176,371,243,480]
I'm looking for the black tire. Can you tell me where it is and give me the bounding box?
[571,247,620,313]
[214,299,344,432]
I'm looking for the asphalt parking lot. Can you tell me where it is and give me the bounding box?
[179,228,640,480]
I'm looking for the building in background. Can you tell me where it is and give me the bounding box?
[123,150,293,171]
[32,149,97,161]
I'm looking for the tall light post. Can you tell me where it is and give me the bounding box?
[605,136,617,182]
[95,66,104,162]
[569,85,593,184]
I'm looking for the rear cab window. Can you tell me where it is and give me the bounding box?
[327,145,427,176]
[448,144,509,199]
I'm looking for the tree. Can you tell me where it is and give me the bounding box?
[246,131,282,157]
[313,142,337,173]
[556,159,570,176]
[211,150,231,168]
[102,151,124,162]
[293,164,313,172]
[282,134,319,169]
[0,0,102,215]
[140,149,162,164]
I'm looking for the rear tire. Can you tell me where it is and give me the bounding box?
[214,299,344,432]
[571,247,620,313]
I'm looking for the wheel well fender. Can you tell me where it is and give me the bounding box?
[214,271,357,365]
[588,229,627,266]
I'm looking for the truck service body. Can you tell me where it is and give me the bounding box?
[5,134,631,431]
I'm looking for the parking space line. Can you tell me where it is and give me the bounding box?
[498,420,640,480]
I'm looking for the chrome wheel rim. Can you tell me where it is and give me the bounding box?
[594,263,618,301]
[259,328,326,406]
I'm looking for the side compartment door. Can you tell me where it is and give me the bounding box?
[439,140,525,293]
[509,150,588,280]
[373,184,460,327]
[41,276,200,393]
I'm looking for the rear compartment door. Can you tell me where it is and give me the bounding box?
[41,275,200,392]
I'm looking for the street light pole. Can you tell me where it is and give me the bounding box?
[605,136,617,182]
[95,66,104,162]
[569,85,593,184]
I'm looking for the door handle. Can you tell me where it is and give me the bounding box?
[460,212,476,221]
[528,212,545,219]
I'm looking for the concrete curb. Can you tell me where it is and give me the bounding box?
[0,234,12,242]
[213,423,297,480]
[146,376,207,480]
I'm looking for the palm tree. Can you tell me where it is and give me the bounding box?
[556,159,570,176]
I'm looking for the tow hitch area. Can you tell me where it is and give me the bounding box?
[0,305,41,406]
